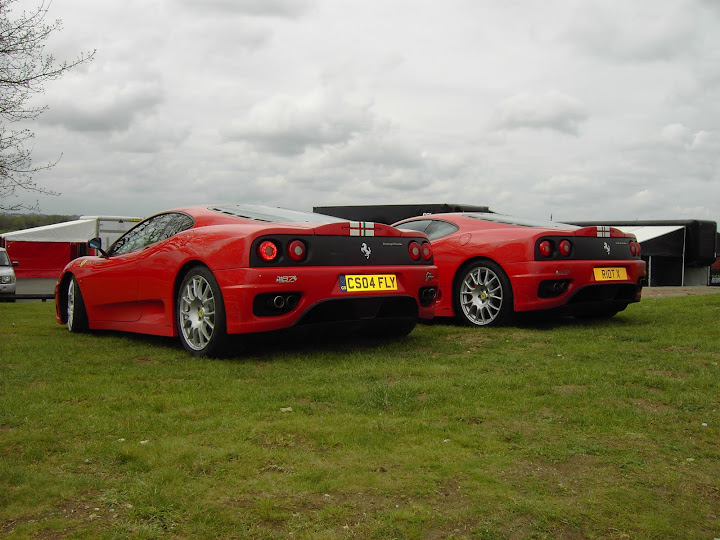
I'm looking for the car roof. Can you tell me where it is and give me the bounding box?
[398,212,577,231]
[164,204,347,227]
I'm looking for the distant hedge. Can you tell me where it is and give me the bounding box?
[0,214,79,235]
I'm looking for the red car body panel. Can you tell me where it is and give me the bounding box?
[55,205,438,339]
[394,213,646,318]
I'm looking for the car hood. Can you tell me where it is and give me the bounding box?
[0,267,15,278]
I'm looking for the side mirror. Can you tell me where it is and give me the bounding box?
[88,237,108,257]
[12,261,18,267]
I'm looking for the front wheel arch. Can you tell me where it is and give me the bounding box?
[452,257,514,327]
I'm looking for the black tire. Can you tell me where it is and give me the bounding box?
[176,266,227,357]
[454,260,513,327]
[67,276,89,332]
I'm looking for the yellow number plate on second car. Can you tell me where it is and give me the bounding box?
[340,274,397,292]
[593,267,628,281]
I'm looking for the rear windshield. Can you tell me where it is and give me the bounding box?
[465,213,577,230]
[209,204,344,224]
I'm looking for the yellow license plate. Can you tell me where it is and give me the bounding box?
[593,267,628,281]
[340,274,397,292]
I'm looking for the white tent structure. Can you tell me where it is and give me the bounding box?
[614,225,692,285]
[1,216,139,245]
[2,218,100,243]
[616,225,685,244]
[1,216,140,278]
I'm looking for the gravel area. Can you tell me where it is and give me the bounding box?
[643,286,720,298]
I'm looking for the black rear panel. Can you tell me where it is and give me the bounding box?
[534,236,637,261]
[250,235,431,267]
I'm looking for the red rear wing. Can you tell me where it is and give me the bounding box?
[313,221,405,237]
[574,226,634,239]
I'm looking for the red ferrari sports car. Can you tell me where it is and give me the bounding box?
[55,205,439,356]
[393,212,646,326]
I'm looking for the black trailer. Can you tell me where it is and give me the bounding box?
[313,203,491,225]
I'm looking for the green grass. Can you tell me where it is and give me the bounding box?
[1,296,719,539]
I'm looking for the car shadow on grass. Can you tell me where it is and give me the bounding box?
[426,310,632,332]
[81,323,419,361]
[238,323,419,359]
[76,311,633,360]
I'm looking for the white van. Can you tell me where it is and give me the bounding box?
[0,247,18,300]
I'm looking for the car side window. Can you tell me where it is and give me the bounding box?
[425,220,459,240]
[110,213,194,256]
[396,220,433,234]
[163,213,194,237]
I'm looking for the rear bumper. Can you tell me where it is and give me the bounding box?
[506,259,646,312]
[215,264,438,335]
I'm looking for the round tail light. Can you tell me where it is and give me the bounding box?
[421,242,433,260]
[629,241,641,257]
[258,240,278,262]
[287,239,307,262]
[538,240,553,257]
[408,241,421,261]
[559,240,572,257]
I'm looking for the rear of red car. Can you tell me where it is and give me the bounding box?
[209,219,439,335]
[506,225,646,316]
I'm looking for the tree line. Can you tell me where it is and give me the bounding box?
[0,213,78,234]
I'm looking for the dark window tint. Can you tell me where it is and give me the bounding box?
[425,220,460,240]
[110,213,194,255]
[395,220,433,234]
[465,213,575,230]
[162,213,194,238]
[210,204,342,224]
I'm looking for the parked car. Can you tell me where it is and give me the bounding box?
[0,247,18,301]
[55,204,438,356]
[393,212,646,326]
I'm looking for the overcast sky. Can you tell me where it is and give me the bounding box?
[12,0,720,224]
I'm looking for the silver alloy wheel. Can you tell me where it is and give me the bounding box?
[67,278,76,331]
[178,274,217,351]
[459,265,504,325]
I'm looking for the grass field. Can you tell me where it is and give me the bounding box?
[1,296,719,539]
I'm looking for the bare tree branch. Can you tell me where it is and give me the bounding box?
[0,0,95,211]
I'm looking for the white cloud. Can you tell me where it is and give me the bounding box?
[490,91,589,136]
[222,89,376,155]
[3,0,717,227]
[176,0,315,18]
[42,81,165,133]
[564,2,700,62]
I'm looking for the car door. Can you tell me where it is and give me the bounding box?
[135,213,195,322]
[80,215,175,322]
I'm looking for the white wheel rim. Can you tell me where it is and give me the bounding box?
[67,280,75,330]
[459,266,503,325]
[179,275,216,351]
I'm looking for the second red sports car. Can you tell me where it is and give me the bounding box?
[55,205,439,356]
[394,212,647,326]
